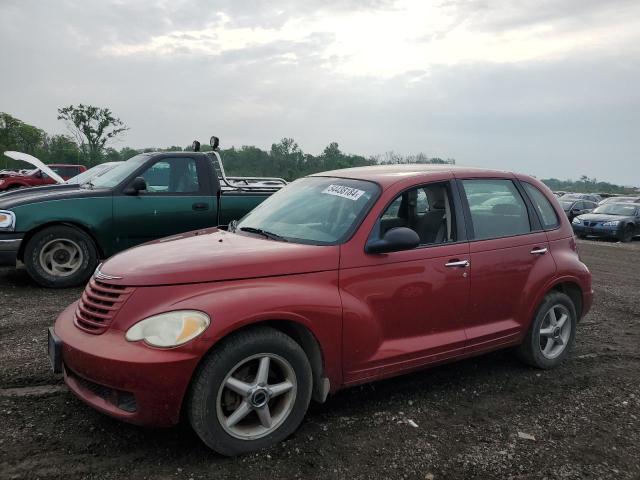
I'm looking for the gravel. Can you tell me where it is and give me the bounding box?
[0,238,638,479]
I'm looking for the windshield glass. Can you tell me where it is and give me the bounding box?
[560,201,575,209]
[90,155,147,188]
[236,177,380,245]
[68,162,122,185]
[593,204,637,216]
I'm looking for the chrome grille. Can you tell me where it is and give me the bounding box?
[74,278,135,334]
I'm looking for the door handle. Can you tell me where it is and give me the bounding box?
[445,259,470,268]
[192,202,209,211]
[530,247,548,255]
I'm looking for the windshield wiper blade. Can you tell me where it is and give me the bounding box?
[239,226,288,242]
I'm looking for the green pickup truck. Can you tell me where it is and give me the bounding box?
[0,146,285,288]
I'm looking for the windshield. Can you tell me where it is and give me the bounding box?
[560,201,575,209]
[602,197,636,204]
[90,155,148,188]
[67,162,122,185]
[236,177,380,245]
[593,204,637,216]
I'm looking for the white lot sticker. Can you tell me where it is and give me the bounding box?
[321,184,366,201]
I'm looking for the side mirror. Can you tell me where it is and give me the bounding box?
[365,227,420,254]
[125,176,147,195]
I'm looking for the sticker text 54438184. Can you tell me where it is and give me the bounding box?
[321,184,366,201]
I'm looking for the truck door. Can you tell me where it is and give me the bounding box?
[113,156,216,250]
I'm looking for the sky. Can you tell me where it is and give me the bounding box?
[0,0,639,186]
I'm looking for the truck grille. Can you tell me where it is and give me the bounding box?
[74,278,135,334]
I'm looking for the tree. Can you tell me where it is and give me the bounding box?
[57,104,129,165]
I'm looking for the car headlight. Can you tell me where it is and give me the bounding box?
[572,217,581,224]
[125,310,210,348]
[0,210,16,231]
[602,221,620,227]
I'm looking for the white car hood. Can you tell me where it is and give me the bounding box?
[3,151,65,184]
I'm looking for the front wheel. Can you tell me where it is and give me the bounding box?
[24,225,98,288]
[188,327,312,456]
[620,224,634,243]
[515,292,577,369]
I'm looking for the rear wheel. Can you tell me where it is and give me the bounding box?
[515,292,577,369]
[24,225,98,288]
[188,327,312,456]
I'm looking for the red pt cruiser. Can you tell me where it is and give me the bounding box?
[49,165,592,455]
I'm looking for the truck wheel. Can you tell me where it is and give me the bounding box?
[188,327,312,456]
[620,225,634,243]
[24,225,98,288]
[515,292,577,369]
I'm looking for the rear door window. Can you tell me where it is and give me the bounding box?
[462,179,531,240]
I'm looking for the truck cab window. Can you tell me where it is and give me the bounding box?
[141,158,200,193]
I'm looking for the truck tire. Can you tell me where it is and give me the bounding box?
[24,225,98,288]
[188,327,312,456]
[515,291,577,369]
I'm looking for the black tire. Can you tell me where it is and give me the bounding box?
[24,225,98,288]
[188,327,312,456]
[515,292,577,369]
[620,224,633,243]
[576,233,587,239]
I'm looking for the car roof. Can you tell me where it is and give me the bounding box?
[310,164,512,187]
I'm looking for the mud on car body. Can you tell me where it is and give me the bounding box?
[49,165,592,456]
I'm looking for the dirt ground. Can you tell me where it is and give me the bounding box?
[1,239,639,480]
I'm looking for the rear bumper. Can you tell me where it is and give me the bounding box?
[54,303,203,427]
[0,233,23,266]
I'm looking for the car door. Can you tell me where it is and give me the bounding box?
[457,177,557,354]
[340,178,471,385]
[112,156,215,250]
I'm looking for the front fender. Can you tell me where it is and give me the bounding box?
[110,271,343,387]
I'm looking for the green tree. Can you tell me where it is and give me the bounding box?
[57,104,129,166]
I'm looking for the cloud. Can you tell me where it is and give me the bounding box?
[0,0,638,185]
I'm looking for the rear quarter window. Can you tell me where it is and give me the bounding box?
[522,182,560,229]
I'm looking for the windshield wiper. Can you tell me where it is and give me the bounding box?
[239,226,288,242]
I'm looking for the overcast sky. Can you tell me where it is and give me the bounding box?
[1,0,639,185]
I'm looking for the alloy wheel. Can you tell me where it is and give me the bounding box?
[39,238,84,277]
[538,304,572,359]
[216,353,297,440]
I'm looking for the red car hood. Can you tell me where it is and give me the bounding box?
[99,228,340,286]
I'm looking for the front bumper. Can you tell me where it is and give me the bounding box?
[0,233,23,266]
[572,224,621,239]
[53,302,204,427]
